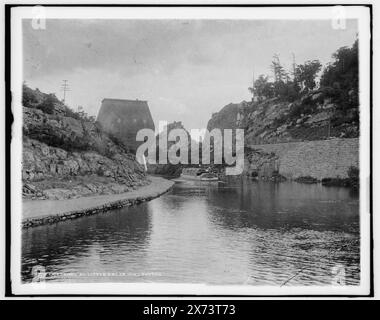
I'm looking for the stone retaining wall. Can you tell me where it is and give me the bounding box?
[246,138,359,180]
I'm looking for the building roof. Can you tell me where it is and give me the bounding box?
[102,98,147,104]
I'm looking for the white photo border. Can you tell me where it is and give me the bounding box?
[8,4,372,296]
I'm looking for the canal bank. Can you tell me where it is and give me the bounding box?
[22,179,360,285]
[22,176,174,228]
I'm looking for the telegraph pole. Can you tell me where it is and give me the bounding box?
[61,80,70,103]
[252,70,255,101]
[292,53,296,81]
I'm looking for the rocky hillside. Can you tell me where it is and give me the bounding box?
[206,88,359,182]
[208,40,359,146]
[147,121,199,177]
[22,85,148,200]
[207,101,248,132]
[208,87,359,146]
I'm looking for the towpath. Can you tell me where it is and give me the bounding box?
[22,176,174,226]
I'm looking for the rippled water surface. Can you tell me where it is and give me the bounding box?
[22,178,360,285]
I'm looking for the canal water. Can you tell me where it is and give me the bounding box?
[22,178,360,286]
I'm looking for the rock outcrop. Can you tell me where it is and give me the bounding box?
[97,98,155,152]
[206,88,359,182]
[22,86,148,200]
[207,89,359,146]
[23,138,147,199]
[207,101,248,132]
[147,121,200,177]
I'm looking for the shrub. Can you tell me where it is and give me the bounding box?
[22,84,39,108]
[294,176,319,184]
[348,166,359,179]
[63,108,82,120]
[37,94,58,114]
[250,171,258,178]
[321,167,359,189]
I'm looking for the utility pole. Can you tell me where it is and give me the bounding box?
[61,80,70,103]
[292,53,296,81]
[272,54,278,82]
[252,69,255,101]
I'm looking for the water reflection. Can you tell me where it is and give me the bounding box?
[206,179,359,232]
[22,178,360,285]
[22,204,153,282]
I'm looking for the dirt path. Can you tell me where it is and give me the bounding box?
[22,176,174,226]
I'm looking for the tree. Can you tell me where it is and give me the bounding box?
[271,54,288,83]
[249,75,274,101]
[294,60,322,92]
[320,39,358,108]
[22,82,38,108]
[37,94,58,114]
[270,54,299,100]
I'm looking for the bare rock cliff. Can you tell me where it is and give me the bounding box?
[22,86,148,200]
[206,89,359,181]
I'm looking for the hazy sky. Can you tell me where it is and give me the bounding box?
[23,19,357,130]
